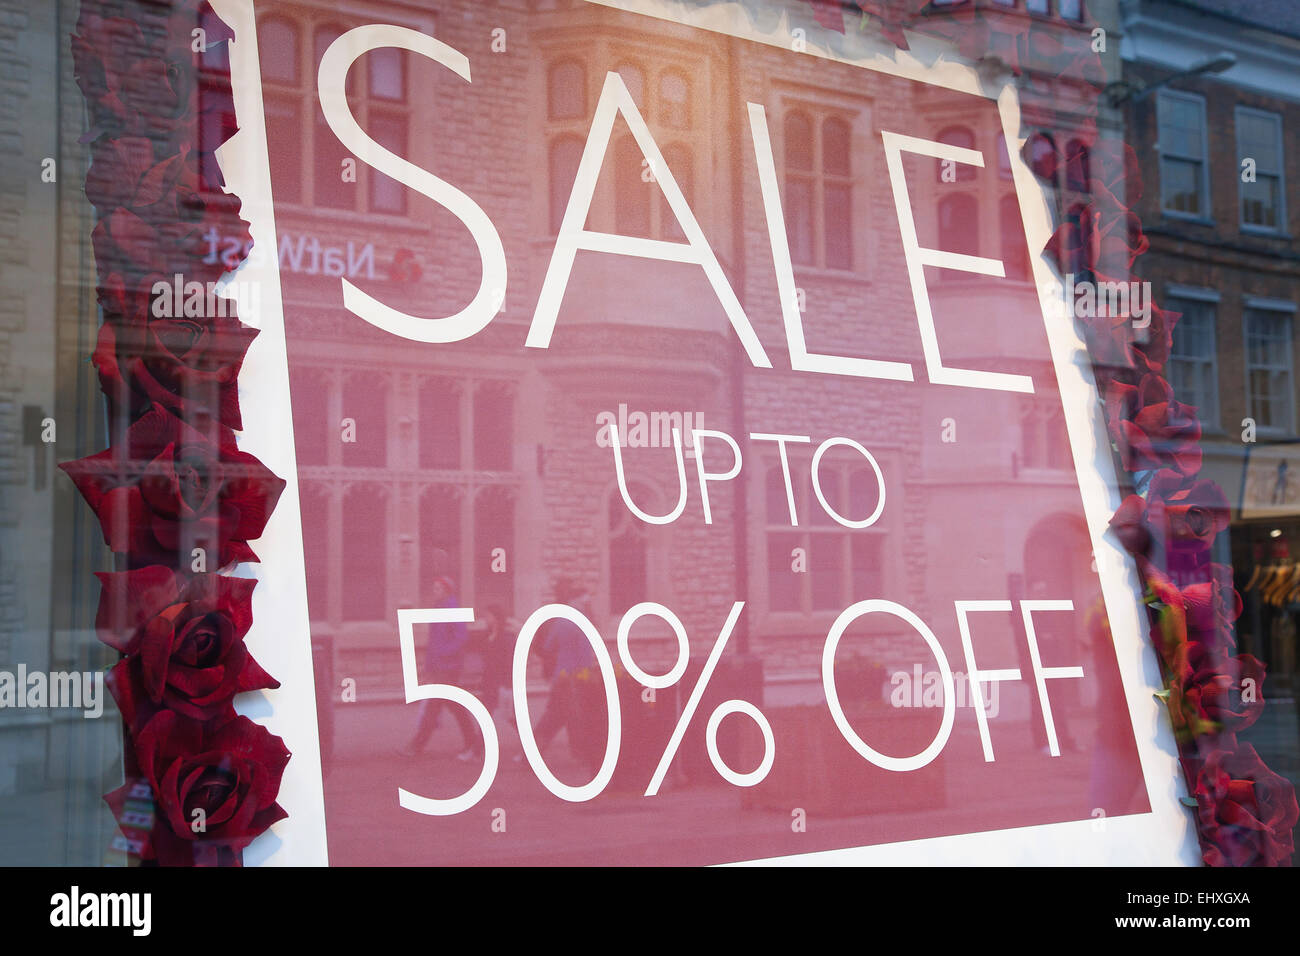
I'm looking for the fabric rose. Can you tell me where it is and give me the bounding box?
[95,566,277,728]
[105,710,289,866]
[1106,373,1203,476]
[60,405,285,570]
[1169,642,1266,737]
[1181,562,1243,642]
[1109,494,1152,557]
[1146,470,1231,554]
[91,277,257,431]
[1191,744,1298,866]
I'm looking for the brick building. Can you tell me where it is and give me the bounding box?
[1119,0,1300,726]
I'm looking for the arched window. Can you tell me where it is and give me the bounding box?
[936,126,976,182]
[660,143,693,240]
[937,194,978,282]
[259,18,297,84]
[617,63,645,110]
[996,132,1014,180]
[784,112,815,266]
[659,71,689,128]
[615,135,652,237]
[1000,195,1031,281]
[473,381,514,471]
[822,117,852,270]
[1027,132,1058,184]
[549,60,586,120]
[549,135,584,233]
[1065,138,1091,193]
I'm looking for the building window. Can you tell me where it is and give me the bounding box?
[763,459,884,614]
[935,126,977,182]
[1167,296,1219,429]
[1158,90,1210,218]
[661,142,693,241]
[659,71,690,128]
[615,135,653,237]
[549,135,584,233]
[617,62,645,110]
[256,14,411,216]
[1236,107,1286,232]
[783,109,856,271]
[937,193,978,281]
[1000,195,1031,281]
[1020,402,1070,471]
[1026,0,1050,14]
[1245,307,1295,434]
[549,60,586,119]
[1060,0,1084,20]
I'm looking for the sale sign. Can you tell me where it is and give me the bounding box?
[244,0,1153,864]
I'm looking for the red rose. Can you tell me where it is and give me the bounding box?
[1106,373,1202,476]
[60,405,285,569]
[1181,563,1242,641]
[1146,470,1230,553]
[1191,744,1298,866]
[92,279,257,431]
[1168,641,1266,738]
[1109,494,1152,556]
[105,710,290,866]
[96,566,278,727]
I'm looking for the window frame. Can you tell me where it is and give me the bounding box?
[1244,301,1297,437]
[1235,105,1287,235]
[1157,89,1212,222]
[1165,288,1222,431]
[780,104,861,274]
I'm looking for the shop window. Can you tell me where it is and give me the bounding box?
[1167,295,1220,429]
[1236,107,1285,232]
[1158,90,1210,218]
[1246,307,1295,434]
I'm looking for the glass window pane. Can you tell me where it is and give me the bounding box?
[473,384,514,471]
[549,61,585,119]
[786,177,815,265]
[550,136,584,232]
[785,113,813,171]
[660,71,689,128]
[368,114,408,213]
[420,380,461,469]
[615,136,652,237]
[260,19,297,84]
[823,117,850,176]
[617,63,645,110]
[810,535,843,610]
[767,533,802,611]
[368,46,404,101]
[824,183,852,270]
[1161,157,1201,215]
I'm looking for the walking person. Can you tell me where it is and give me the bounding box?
[398,576,483,761]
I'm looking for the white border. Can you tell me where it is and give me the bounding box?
[216,0,1198,865]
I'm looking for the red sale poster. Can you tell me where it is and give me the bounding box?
[244,0,1151,865]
